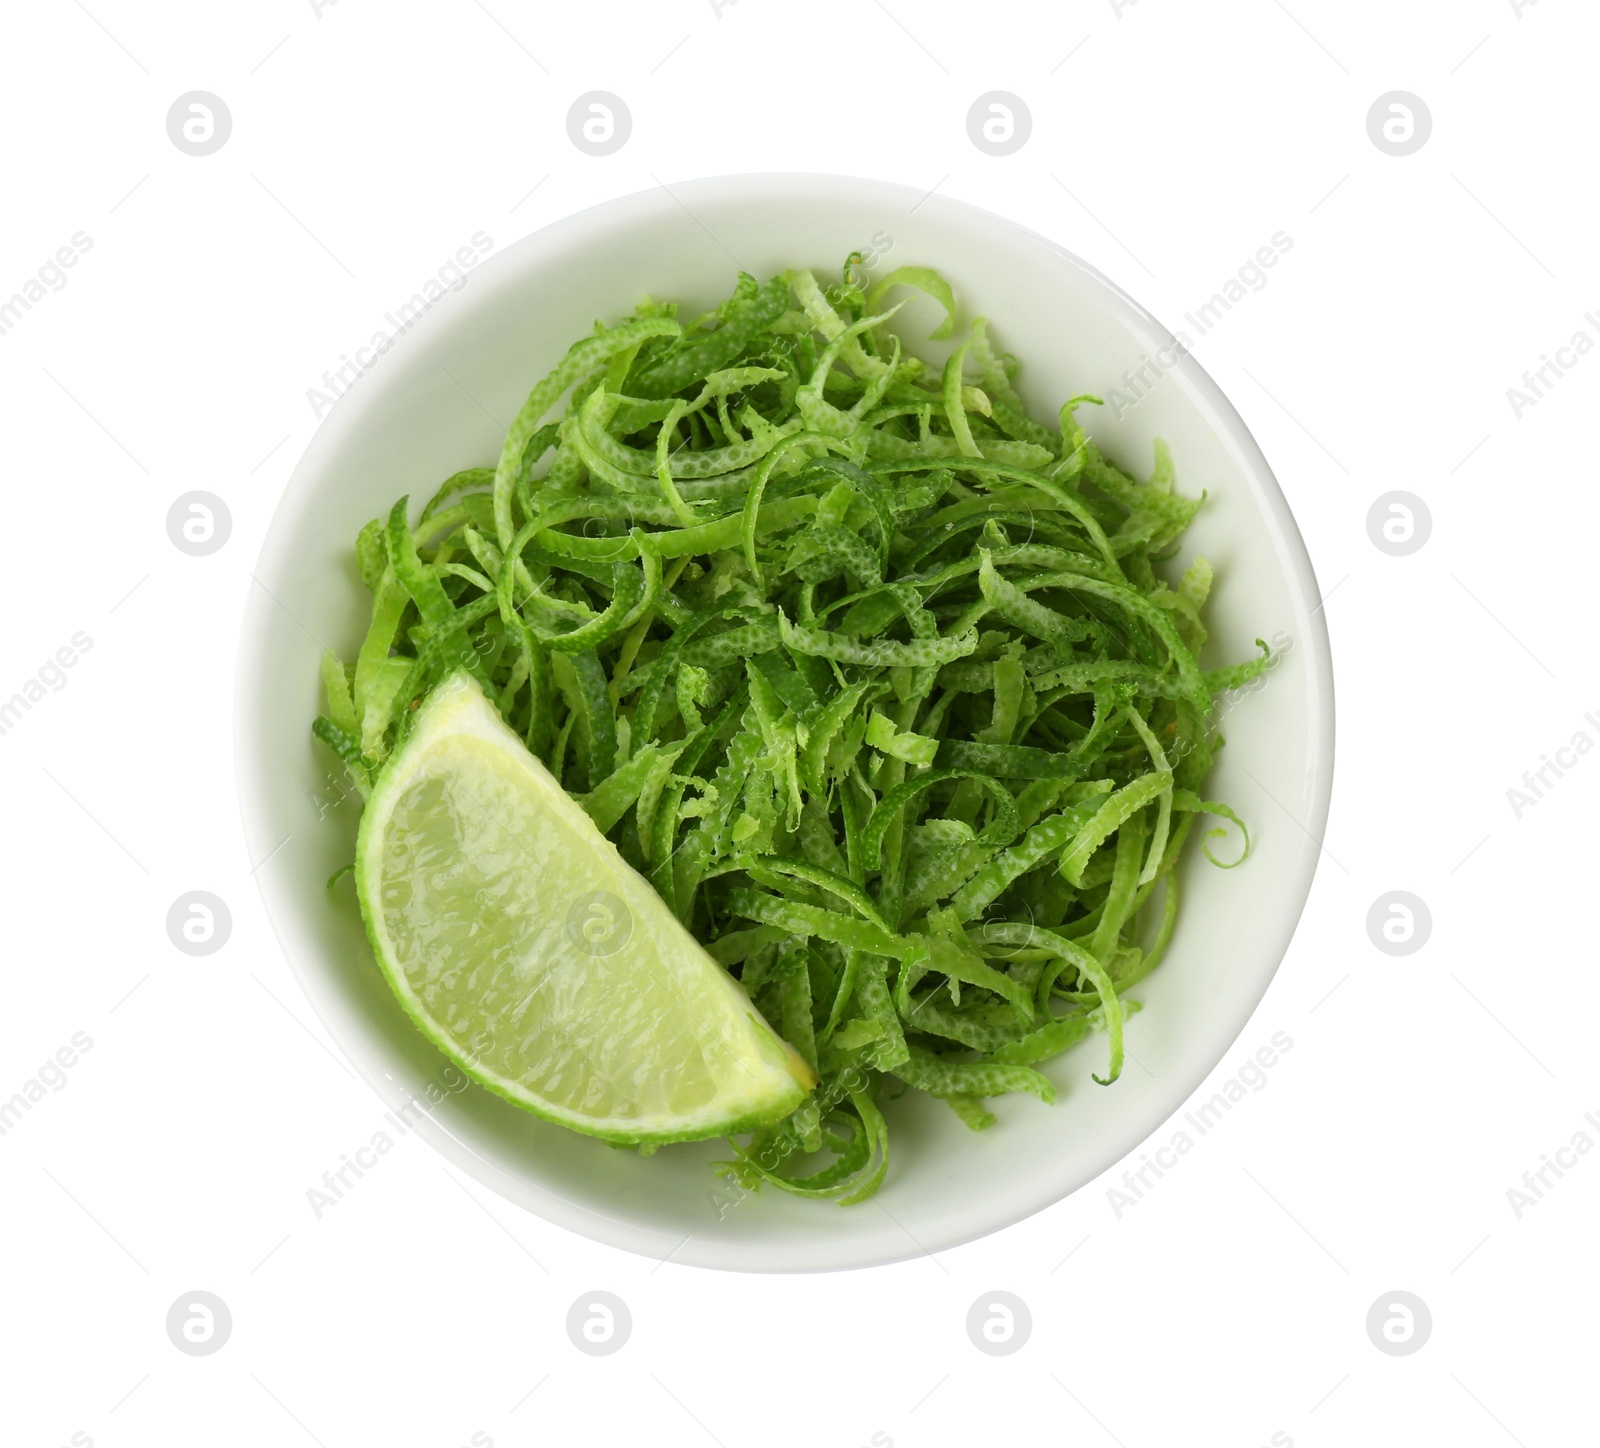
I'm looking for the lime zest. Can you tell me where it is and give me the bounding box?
[317,262,1263,1201]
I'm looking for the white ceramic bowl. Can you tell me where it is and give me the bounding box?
[237,174,1334,1272]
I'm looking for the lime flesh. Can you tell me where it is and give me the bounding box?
[355,672,813,1144]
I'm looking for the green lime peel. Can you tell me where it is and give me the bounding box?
[315,259,1263,1204]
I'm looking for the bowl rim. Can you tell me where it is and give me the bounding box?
[235,171,1336,1272]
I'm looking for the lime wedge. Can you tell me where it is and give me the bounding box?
[355,671,814,1144]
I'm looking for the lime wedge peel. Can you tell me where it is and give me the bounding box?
[355,671,814,1145]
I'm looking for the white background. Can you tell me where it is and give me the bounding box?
[1,1,1594,1444]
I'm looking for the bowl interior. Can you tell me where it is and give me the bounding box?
[238,175,1333,1271]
